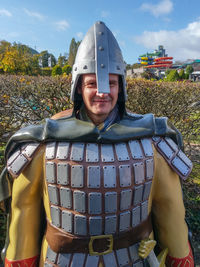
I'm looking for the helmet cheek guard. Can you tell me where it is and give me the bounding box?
[71,21,127,103]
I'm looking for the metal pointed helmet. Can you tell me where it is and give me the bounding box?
[71,21,127,102]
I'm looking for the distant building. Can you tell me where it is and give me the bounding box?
[126,67,145,78]
[189,71,200,82]
[139,45,168,59]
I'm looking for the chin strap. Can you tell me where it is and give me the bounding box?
[166,243,194,267]
[5,255,39,267]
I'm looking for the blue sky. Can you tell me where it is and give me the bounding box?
[1,0,200,64]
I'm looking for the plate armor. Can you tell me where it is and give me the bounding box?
[6,135,192,267]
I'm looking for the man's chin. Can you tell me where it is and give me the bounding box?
[92,108,111,116]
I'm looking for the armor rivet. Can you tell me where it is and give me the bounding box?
[83,65,88,69]
[99,31,104,35]
[99,46,104,51]
[101,64,105,68]
[117,66,120,70]
[75,67,77,71]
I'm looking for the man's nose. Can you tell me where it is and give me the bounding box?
[96,91,109,97]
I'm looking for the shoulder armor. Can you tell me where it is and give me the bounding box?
[152,137,192,180]
[7,142,40,178]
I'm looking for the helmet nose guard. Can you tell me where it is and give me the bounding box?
[71,21,127,102]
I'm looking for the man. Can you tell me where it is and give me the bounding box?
[1,21,194,267]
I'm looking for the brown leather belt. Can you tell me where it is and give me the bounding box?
[46,215,152,255]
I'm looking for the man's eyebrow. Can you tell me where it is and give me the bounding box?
[83,79,96,84]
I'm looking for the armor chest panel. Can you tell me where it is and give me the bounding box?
[45,139,154,237]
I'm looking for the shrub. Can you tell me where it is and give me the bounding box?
[51,65,62,76]
[41,67,51,76]
[62,65,72,75]
[165,69,180,81]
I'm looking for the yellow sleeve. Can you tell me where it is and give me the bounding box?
[6,145,45,260]
[151,147,189,258]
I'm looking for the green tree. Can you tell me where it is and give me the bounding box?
[40,51,56,68]
[165,69,171,76]
[52,65,62,76]
[179,69,186,80]
[58,54,68,67]
[185,65,194,75]
[165,70,180,82]
[68,38,81,67]
[62,64,72,75]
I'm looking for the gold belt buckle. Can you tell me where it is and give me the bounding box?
[89,234,113,256]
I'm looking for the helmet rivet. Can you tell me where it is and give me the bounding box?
[100,64,105,68]
[74,67,77,71]
[83,65,88,69]
[99,46,104,51]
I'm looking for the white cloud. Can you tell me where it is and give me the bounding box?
[134,19,200,60]
[0,8,12,17]
[76,32,84,39]
[55,20,70,31]
[24,8,45,20]
[101,10,110,18]
[140,0,173,17]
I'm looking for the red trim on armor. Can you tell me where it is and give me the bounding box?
[5,255,39,267]
[166,243,194,267]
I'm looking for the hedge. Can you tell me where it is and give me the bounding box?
[0,75,200,262]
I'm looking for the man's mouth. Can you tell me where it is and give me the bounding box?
[93,98,111,102]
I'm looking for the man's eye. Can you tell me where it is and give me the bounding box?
[110,82,117,87]
[87,82,96,87]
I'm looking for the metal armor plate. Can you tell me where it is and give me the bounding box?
[70,143,84,161]
[105,192,117,213]
[88,192,102,214]
[56,142,70,159]
[103,166,116,188]
[103,252,117,267]
[57,163,69,185]
[46,162,56,183]
[115,143,130,161]
[153,137,192,180]
[62,210,73,233]
[101,144,114,162]
[116,248,129,266]
[86,143,99,162]
[119,165,131,187]
[105,215,117,234]
[89,216,102,235]
[46,142,56,159]
[128,140,143,159]
[87,166,100,188]
[71,165,84,188]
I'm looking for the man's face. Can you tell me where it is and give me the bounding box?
[79,74,119,120]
